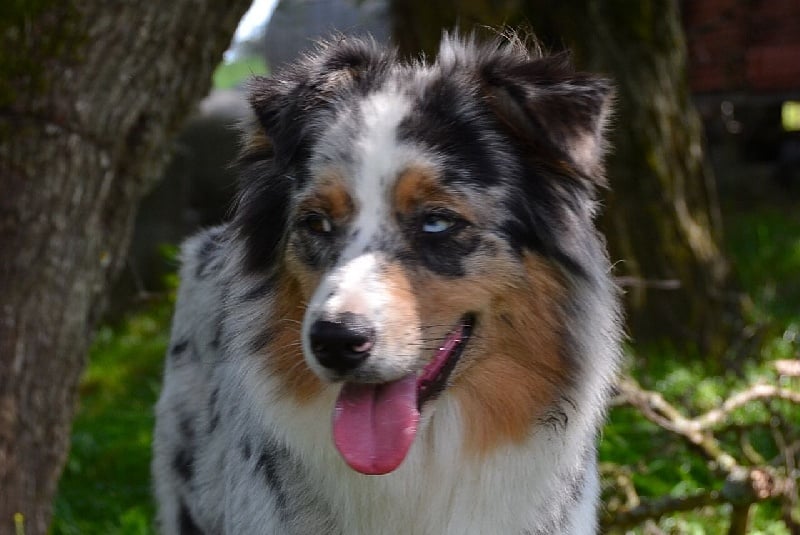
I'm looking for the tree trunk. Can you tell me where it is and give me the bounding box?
[388,0,520,58]
[0,2,250,532]
[389,0,740,356]
[522,1,737,356]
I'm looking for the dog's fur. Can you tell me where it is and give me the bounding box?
[153,34,621,534]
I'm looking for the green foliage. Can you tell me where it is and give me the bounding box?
[728,207,800,325]
[212,56,269,90]
[600,205,800,533]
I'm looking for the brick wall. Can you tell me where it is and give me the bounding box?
[684,0,800,94]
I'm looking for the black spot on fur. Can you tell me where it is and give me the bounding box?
[240,437,252,460]
[248,326,274,354]
[398,76,500,184]
[179,501,204,535]
[179,415,195,440]
[254,444,288,511]
[173,448,194,482]
[210,319,222,350]
[208,387,220,433]
[255,448,281,488]
[240,279,273,302]
[171,339,189,356]
[195,232,222,279]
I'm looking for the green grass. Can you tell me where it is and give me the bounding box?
[212,56,268,90]
[52,301,172,535]
[52,206,800,533]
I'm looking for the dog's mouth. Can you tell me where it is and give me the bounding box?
[332,314,475,476]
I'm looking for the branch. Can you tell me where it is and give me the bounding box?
[692,384,800,431]
[605,375,800,531]
[601,489,724,530]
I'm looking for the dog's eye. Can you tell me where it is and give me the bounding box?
[301,213,334,236]
[421,213,458,234]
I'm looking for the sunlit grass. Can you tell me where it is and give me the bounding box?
[212,56,269,90]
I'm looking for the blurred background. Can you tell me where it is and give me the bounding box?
[4,0,797,533]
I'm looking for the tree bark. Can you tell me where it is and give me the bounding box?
[0,1,250,533]
[389,0,740,356]
[522,1,737,356]
[388,0,520,59]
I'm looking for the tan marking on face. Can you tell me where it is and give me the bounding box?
[266,272,324,403]
[404,248,566,455]
[298,172,354,220]
[451,253,567,455]
[382,240,564,453]
[393,167,475,220]
[380,261,421,351]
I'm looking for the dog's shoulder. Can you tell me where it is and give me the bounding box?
[168,225,229,363]
[153,226,233,534]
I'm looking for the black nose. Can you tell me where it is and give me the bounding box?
[308,314,375,374]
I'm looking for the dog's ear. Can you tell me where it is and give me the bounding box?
[468,42,613,184]
[246,37,393,167]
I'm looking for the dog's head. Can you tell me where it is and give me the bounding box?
[234,34,613,475]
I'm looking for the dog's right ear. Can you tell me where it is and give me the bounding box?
[479,50,613,184]
[246,37,394,168]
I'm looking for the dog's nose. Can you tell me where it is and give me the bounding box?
[309,314,375,373]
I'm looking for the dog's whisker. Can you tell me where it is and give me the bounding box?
[277,317,303,324]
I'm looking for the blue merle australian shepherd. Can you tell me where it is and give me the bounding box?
[153,33,621,534]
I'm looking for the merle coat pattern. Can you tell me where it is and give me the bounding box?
[153,34,621,534]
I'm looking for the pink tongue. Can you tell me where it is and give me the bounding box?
[333,374,419,475]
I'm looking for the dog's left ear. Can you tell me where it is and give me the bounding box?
[246,37,393,167]
[478,49,613,183]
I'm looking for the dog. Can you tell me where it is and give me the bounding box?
[152,33,621,534]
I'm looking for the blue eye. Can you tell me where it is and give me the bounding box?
[421,213,456,233]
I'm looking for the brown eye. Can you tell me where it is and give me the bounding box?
[301,213,334,236]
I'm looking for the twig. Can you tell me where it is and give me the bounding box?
[601,489,724,529]
[692,384,800,431]
[605,376,800,530]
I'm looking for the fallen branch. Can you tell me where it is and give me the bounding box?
[603,375,800,533]
[602,489,724,529]
[693,384,800,431]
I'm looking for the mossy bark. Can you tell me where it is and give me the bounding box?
[0,1,250,532]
